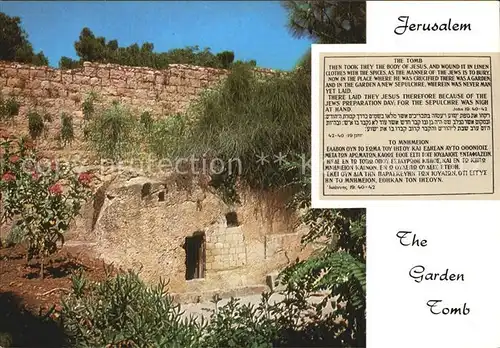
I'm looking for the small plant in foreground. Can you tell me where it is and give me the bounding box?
[59,269,348,347]
[42,112,53,123]
[60,112,74,146]
[61,271,204,347]
[82,91,98,121]
[27,111,44,139]
[140,111,153,129]
[0,96,20,121]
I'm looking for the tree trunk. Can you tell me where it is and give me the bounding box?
[40,255,44,280]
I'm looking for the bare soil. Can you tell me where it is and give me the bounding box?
[0,243,114,347]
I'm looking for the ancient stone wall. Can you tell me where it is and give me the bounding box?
[0,61,228,117]
[0,61,277,151]
[0,61,275,115]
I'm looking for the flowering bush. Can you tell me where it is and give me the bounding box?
[0,137,93,278]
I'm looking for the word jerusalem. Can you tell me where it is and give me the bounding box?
[394,16,472,35]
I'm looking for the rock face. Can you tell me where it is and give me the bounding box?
[70,170,312,296]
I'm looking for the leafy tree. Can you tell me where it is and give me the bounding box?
[216,50,235,69]
[0,12,49,65]
[282,1,366,44]
[74,27,107,62]
[59,56,82,69]
[69,27,246,69]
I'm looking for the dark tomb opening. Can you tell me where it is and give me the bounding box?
[184,232,205,280]
[158,191,165,201]
[141,183,151,199]
[225,212,239,227]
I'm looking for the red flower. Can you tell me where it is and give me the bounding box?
[48,183,63,195]
[31,171,40,180]
[78,172,92,186]
[50,160,57,171]
[9,155,20,163]
[1,172,16,182]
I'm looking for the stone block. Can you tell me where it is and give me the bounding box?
[9,88,23,96]
[48,70,62,82]
[73,74,90,84]
[62,73,73,84]
[97,68,110,79]
[31,89,50,98]
[147,90,158,99]
[5,68,18,78]
[164,85,176,93]
[90,77,101,86]
[83,66,97,76]
[110,69,125,80]
[40,80,51,89]
[137,81,153,90]
[169,76,182,86]
[110,78,126,88]
[124,70,135,79]
[7,78,25,88]
[18,69,30,79]
[155,74,165,85]
[135,89,148,99]
[190,78,201,88]
[139,72,155,83]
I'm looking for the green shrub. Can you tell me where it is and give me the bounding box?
[42,112,53,123]
[60,112,75,146]
[147,113,189,160]
[140,111,153,129]
[86,103,138,161]
[59,56,82,70]
[4,223,25,247]
[82,92,98,121]
[174,64,310,198]
[60,270,347,347]
[61,271,204,347]
[0,332,13,348]
[283,160,366,347]
[0,97,20,120]
[27,111,44,139]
